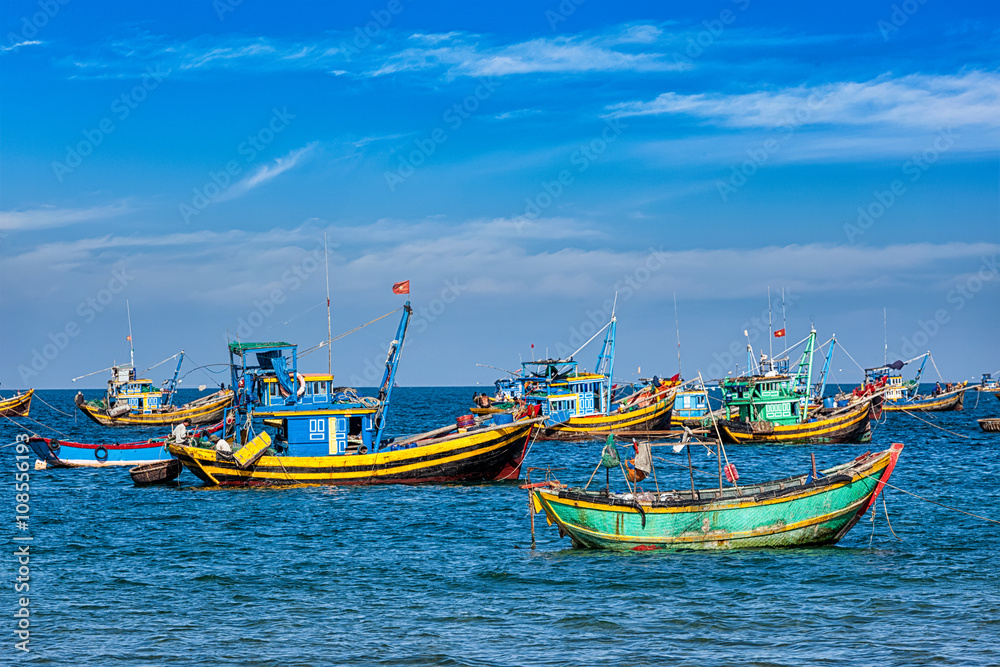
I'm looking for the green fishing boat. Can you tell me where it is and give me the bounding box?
[532,442,903,551]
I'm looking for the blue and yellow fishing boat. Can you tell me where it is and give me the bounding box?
[168,303,541,486]
[865,354,967,412]
[74,351,232,427]
[715,329,873,444]
[501,315,676,440]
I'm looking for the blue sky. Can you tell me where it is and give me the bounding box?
[1,0,998,390]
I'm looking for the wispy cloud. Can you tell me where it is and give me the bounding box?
[1,40,42,53]
[216,143,317,202]
[607,71,1000,130]
[0,202,131,231]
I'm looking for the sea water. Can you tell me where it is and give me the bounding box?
[2,387,999,665]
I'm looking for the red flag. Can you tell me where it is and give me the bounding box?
[127,335,131,341]
[392,280,410,295]
[774,329,786,338]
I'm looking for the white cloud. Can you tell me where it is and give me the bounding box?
[216,143,317,202]
[607,71,1000,130]
[1,40,41,53]
[0,202,132,231]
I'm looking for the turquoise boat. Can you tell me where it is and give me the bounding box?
[533,442,902,550]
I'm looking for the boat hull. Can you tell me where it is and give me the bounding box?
[75,390,232,427]
[882,390,964,412]
[534,443,902,551]
[168,421,536,486]
[0,389,33,417]
[28,436,173,468]
[715,402,872,445]
[540,395,673,441]
[978,418,1000,433]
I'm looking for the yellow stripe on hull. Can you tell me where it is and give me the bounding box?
[542,395,674,440]
[721,404,870,444]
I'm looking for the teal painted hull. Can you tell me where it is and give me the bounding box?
[534,443,902,551]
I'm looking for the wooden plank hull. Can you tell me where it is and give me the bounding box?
[539,395,674,441]
[75,390,232,426]
[28,436,173,468]
[882,390,964,412]
[978,418,1000,433]
[534,443,903,551]
[167,421,536,486]
[715,402,872,444]
[0,389,33,417]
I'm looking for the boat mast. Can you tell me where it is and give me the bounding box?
[595,301,616,413]
[126,299,135,369]
[163,351,185,408]
[372,302,412,449]
[883,306,888,366]
[767,286,773,364]
[325,232,332,376]
[794,329,817,417]
[673,290,682,378]
[814,336,836,402]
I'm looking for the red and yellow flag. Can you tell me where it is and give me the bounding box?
[392,280,410,295]
[774,329,786,338]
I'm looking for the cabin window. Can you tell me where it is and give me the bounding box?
[349,417,363,437]
[269,382,279,397]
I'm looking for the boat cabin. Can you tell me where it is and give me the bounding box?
[719,374,808,426]
[517,359,609,423]
[106,365,166,414]
[673,390,708,421]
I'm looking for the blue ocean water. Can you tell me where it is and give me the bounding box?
[3,387,999,665]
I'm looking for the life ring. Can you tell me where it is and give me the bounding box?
[296,373,306,397]
[48,439,61,453]
[95,446,109,462]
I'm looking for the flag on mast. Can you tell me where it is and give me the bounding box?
[774,329,786,338]
[392,280,410,294]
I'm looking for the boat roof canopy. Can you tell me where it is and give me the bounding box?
[229,342,294,355]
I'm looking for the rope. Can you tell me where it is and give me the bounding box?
[897,407,969,439]
[929,353,945,383]
[34,393,76,419]
[300,307,403,358]
[882,492,902,541]
[2,413,70,439]
[498,425,541,481]
[859,471,1000,525]
[836,341,867,375]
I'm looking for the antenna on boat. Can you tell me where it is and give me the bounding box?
[324,232,332,375]
[767,286,773,363]
[126,299,135,369]
[673,290,682,378]
[781,288,786,340]
[883,306,888,365]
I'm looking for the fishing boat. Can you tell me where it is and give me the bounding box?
[29,434,174,467]
[671,388,710,427]
[73,351,232,426]
[977,373,1000,402]
[470,377,518,415]
[0,389,33,417]
[167,302,542,486]
[531,443,904,551]
[978,418,1000,433]
[864,354,967,412]
[714,329,874,444]
[491,313,677,440]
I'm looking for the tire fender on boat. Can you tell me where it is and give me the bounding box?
[95,446,109,462]
[48,439,61,453]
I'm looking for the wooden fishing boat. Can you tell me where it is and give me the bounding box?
[715,401,873,445]
[671,389,709,427]
[716,329,873,444]
[532,443,903,551]
[130,459,183,485]
[489,313,677,440]
[864,355,967,412]
[880,389,965,412]
[978,418,1000,433]
[168,303,542,487]
[28,435,174,467]
[73,345,233,427]
[75,385,232,426]
[0,389,33,417]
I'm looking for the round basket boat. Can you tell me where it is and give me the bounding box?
[978,418,1000,433]
[129,459,182,486]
